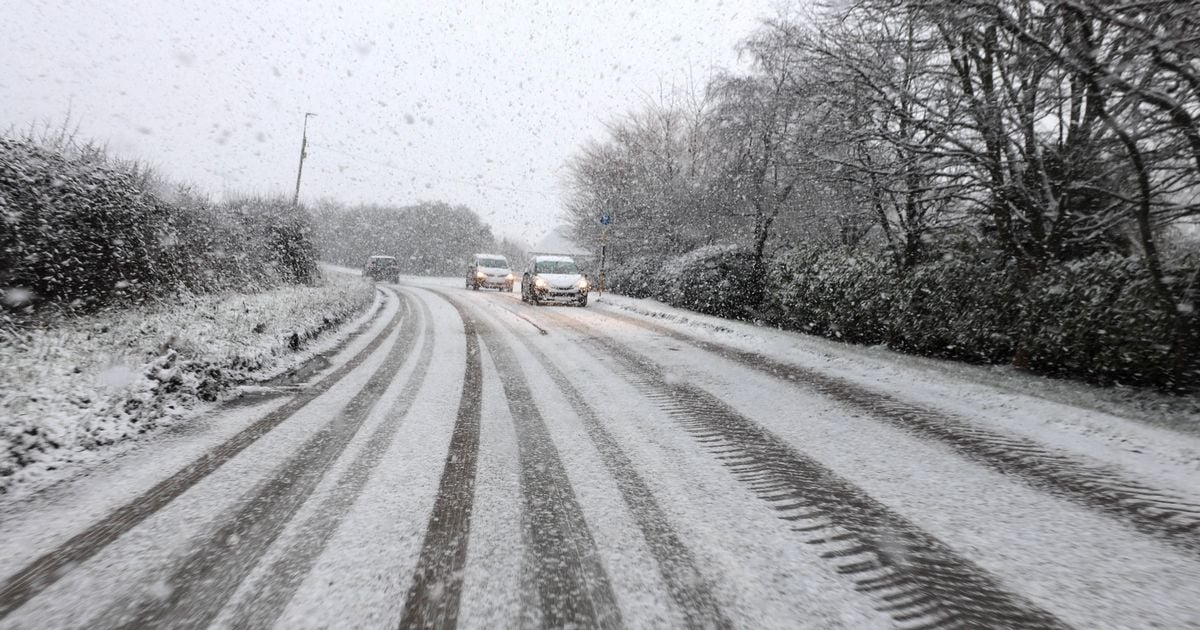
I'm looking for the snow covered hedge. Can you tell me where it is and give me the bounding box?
[1016,255,1195,385]
[606,241,1197,387]
[0,270,376,494]
[654,245,762,320]
[0,137,318,319]
[607,246,762,320]
[604,255,662,299]
[0,138,170,313]
[763,247,1199,389]
[763,248,901,346]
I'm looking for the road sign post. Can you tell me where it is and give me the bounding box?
[598,214,611,297]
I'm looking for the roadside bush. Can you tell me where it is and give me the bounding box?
[157,189,264,292]
[767,247,897,343]
[604,255,663,298]
[655,245,762,320]
[0,137,318,319]
[218,195,319,286]
[889,257,1025,364]
[1018,254,1193,386]
[763,246,1199,388]
[0,138,172,313]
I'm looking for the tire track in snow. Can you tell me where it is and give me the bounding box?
[587,306,1200,556]
[226,291,437,628]
[535,308,1067,630]
[0,288,403,621]
[97,293,422,628]
[433,292,622,630]
[479,299,732,629]
[396,297,483,630]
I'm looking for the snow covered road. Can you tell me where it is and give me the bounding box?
[1,277,1198,629]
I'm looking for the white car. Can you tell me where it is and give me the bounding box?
[466,253,515,291]
[521,255,589,306]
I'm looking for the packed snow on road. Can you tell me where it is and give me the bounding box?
[2,277,1198,628]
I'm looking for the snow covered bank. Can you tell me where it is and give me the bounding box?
[593,292,1200,439]
[0,269,378,495]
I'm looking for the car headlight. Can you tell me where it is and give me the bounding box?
[535,277,548,288]
[476,271,486,279]
[577,279,589,289]
[506,273,514,281]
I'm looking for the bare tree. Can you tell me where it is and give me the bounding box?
[565,86,727,264]
[707,33,833,271]
[771,6,967,268]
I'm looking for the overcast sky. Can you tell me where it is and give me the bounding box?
[3,0,782,244]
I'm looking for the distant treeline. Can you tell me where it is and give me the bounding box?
[313,201,527,276]
[568,0,1200,389]
[0,136,317,321]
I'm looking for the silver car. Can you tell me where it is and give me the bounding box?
[521,255,589,306]
[466,253,515,291]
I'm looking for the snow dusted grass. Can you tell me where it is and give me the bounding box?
[0,270,377,494]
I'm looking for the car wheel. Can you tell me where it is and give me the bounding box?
[577,294,588,307]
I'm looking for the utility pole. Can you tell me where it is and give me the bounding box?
[292,112,316,206]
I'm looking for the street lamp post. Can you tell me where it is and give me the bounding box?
[292,112,316,206]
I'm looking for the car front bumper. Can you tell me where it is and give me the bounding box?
[473,276,513,288]
[534,286,587,301]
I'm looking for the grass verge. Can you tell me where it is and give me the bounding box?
[0,269,377,495]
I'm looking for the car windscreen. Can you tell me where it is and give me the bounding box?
[476,258,507,268]
[535,260,578,274]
